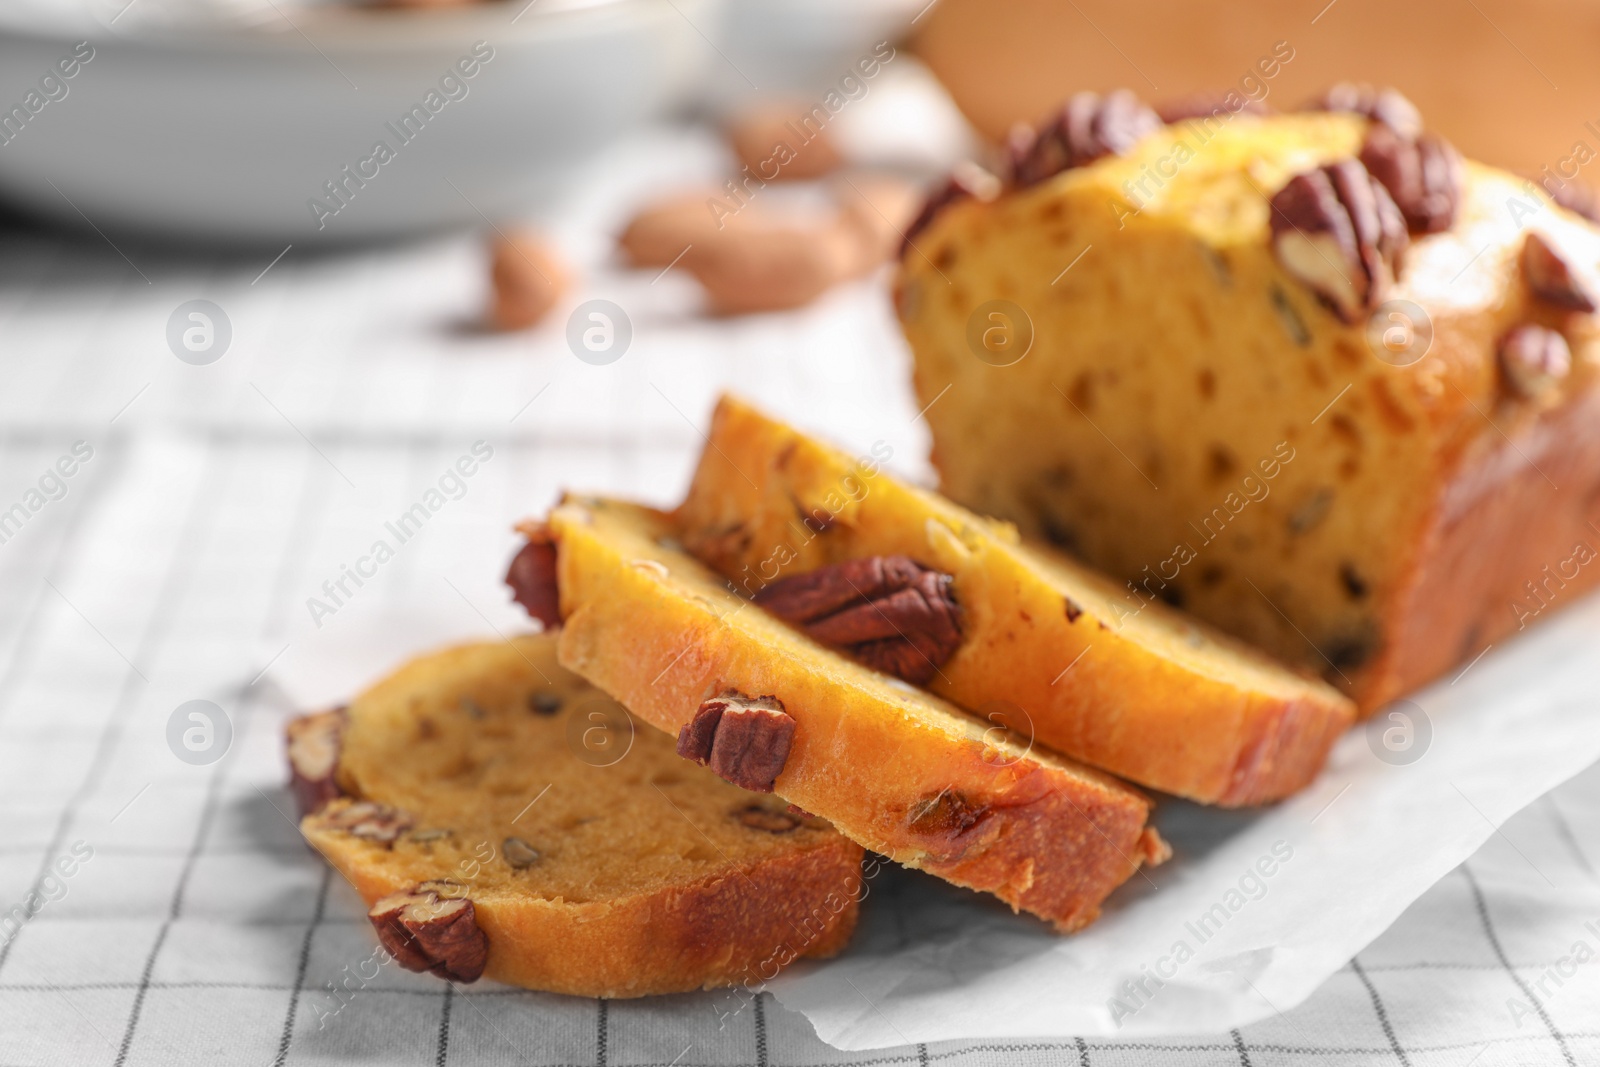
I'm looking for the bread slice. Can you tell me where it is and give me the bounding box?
[895,105,1600,712]
[294,635,864,998]
[543,495,1168,932]
[672,395,1355,806]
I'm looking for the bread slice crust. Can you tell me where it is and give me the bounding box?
[546,496,1168,933]
[674,395,1355,805]
[298,635,863,998]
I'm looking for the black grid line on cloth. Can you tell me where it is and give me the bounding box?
[919,1042,932,1067]
[1348,957,1409,1066]
[115,439,329,1067]
[755,991,770,1067]
[597,998,609,1067]
[1461,862,1577,1067]
[272,865,334,1067]
[1230,1028,1252,1067]
[437,982,455,1067]
[1072,1036,1088,1066]
[112,714,244,1067]
[0,438,223,981]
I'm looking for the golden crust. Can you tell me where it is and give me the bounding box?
[299,635,863,998]
[547,497,1166,932]
[674,395,1355,805]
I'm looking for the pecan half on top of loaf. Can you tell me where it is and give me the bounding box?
[1269,159,1408,323]
[753,555,964,686]
[505,524,560,629]
[1302,83,1422,140]
[901,161,1002,256]
[1522,232,1598,312]
[1359,124,1463,234]
[286,706,346,817]
[368,885,488,983]
[677,691,796,793]
[1499,324,1573,401]
[1549,180,1600,225]
[1010,89,1162,188]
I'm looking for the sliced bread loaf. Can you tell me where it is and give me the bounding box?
[673,395,1355,805]
[537,496,1168,933]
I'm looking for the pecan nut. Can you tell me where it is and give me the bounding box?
[900,161,1001,257]
[1155,93,1268,124]
[1302,83,1422,140]
[1359,124,1463,234]
[677,691,795,793]
[1522,233,1597,312]
[369,886,488,983]
[286,707,345,817]
[754,555,963,685]
[322,800,415,847]
[1269,159,1408,323]
[1011,90,1161,188]
[1499,324,1572,400]
[1548,180,1600,224]
[505,527,560,629]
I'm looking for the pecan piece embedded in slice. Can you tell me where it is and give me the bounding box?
[322,800,415,847]
[1359,124,1463,234]
[677,691,795,793]
[1011,89,1161,188]
[369,886,488,982]
[286,706,346,817]
[1269,159,1408,323]
[1499,324,1572,401]
[505,525,560,629]
[754,556,964,686]
[1522,232,1598,312]
[1302,83,1422,139]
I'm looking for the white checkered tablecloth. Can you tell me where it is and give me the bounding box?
[1,128,1599,1067]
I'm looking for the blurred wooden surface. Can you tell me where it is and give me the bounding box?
[913,0,1597,178]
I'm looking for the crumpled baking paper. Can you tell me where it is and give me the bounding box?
[270,586,1600,1048]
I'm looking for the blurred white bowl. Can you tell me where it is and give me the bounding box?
[0,0,719,243]
[699,0,927,115]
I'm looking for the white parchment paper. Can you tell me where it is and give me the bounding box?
[270,587,1600,1049]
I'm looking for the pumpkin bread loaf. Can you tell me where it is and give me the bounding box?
[672,394,1354,806]
[534,496,1169,933]
[292,635,863,997]
[897,91,1600,711]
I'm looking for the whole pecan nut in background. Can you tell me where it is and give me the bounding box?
[1522,232,1598,312]
[1499,324,1572,401]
